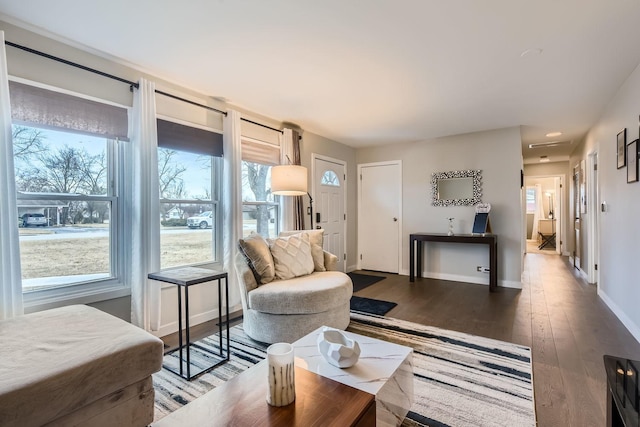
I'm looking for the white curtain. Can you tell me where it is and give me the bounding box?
[128,78,161,331]
[0,31,24,320]
[531,184,545,238]
[223,109,242,308]
[279,128,295,231]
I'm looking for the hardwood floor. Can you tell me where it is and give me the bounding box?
[354,252,640,427]
[162,252,640,426]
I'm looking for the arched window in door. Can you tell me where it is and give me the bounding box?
[321,170,340,186]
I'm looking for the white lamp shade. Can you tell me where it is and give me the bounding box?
[271,165,308,195]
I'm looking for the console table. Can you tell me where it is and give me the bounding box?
[409,233,498,292]
[148,267,229,380]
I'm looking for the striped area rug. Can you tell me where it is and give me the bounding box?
[154,313,536,427]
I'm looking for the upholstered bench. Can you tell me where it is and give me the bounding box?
[0,305,163,427]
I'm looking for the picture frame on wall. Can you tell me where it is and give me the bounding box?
[617,128,627,169]
[627,139,638,183]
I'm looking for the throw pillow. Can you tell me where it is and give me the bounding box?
[268,233,315,280]
[238,233,275,284]
[278,229,326,272]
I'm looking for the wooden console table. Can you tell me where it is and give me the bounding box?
[409,233,498,292]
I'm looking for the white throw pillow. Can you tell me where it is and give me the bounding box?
[278,229,326,272]
[268,233,315,280]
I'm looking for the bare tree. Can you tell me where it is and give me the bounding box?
[244,162,271,236]
[78,151,108,222]
[12,126,46,161]
[158,148,187,220]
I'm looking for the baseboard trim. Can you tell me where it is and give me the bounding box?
[598,290,640,345]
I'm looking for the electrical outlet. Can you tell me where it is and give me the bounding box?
[477,266,490,273]
[476,266,482,272]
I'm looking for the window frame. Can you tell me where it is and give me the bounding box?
[9,78,130,311]
[157,117,224,270]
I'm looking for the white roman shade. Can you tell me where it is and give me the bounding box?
[241,138,280,166]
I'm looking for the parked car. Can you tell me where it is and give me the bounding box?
[22,213,47,227]
[187,211,213,229]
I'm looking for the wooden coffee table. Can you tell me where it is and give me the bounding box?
[153,359,375,426]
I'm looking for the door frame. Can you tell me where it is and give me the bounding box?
[356,160,402,272]
[523,174,566,255]
[311,153,347,271]
[586,150,599,286]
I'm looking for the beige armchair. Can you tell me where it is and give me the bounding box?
[235,231,352,344]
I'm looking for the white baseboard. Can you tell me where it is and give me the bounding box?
[347,264,358,273]
[598,291,640,345]
[154,303,242,338]
[398,268,521,289]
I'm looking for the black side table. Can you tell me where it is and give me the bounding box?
[149,267,229,380]
[604,355,639,427]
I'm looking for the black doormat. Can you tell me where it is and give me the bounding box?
[350,296,397,316]
[347,272,386,292]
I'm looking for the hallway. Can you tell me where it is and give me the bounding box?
[353,252,640,426]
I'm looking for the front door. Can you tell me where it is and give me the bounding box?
[358,161,401,273]
[313,155,346,272]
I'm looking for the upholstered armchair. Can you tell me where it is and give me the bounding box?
[235,230,352,344]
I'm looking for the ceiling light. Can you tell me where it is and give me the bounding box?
[546,131,562,138]
[529,140,571,149]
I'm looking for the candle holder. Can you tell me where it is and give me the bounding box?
[266,342,296,406]
[447,217,455,236]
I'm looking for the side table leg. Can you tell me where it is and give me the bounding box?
[177,286,183,377]
[185,285,191,379]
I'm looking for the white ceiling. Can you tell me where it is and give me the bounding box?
[2,0,640,163]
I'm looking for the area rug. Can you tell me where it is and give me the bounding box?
[350,295,397,315]
[348,271,386,292]
[153,313,536,427]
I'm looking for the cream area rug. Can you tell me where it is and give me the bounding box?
[154,312,536,427]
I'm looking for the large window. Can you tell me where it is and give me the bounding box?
[241,137,281,238]
[157,119,223,269]
[10,81,127,294]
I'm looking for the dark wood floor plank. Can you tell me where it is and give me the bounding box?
[354,252,640,426]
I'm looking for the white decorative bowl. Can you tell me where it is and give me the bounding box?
[317,327,361,368]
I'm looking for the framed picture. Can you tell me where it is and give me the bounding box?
[617,128,627,169]
[627,139,638,183]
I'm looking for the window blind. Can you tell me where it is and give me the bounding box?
[241,138,280,166]
[9,81,129,141]
[157,119,223,157]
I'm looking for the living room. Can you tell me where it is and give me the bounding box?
[1,2,640,426]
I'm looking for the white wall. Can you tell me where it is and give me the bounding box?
[572,61,640,343]
[356,127,523,288]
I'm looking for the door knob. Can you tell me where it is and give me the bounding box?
[393,217,398,222]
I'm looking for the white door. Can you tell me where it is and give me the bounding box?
[358,162,401,273]
[313,155,346,272]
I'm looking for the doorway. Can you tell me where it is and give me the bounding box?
[312,154,346,272]
[524,175,564,255]
[357,161,402,273]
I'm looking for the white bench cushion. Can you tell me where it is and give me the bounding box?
[0,305,163,427]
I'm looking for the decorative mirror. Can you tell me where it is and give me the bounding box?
[431,170,482,206]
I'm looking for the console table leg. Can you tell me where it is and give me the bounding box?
[410,238,415,282]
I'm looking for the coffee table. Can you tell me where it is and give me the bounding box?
[292,327,414,427]
[152,360,375,426]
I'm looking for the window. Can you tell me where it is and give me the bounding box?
[241,137,281,238]
[157,119,223,269]
[526,187,536,213]
[321,170,340,186]
[11,81,127,297]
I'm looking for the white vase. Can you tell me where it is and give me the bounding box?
[317,327,361,368]
[266,342,295,406]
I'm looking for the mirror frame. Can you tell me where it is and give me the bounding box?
[431,169,482,206]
